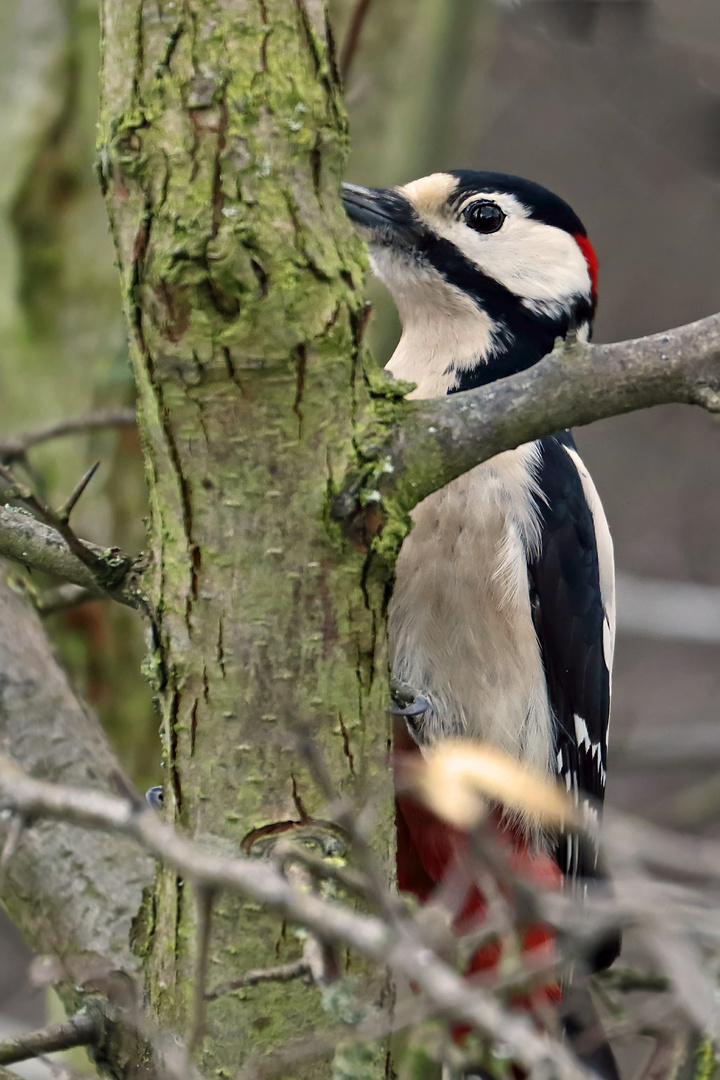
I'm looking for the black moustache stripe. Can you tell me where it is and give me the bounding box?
[412,229,594,393]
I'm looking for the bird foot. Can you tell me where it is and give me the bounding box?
[145,785,164,809]
[388,677,430,718]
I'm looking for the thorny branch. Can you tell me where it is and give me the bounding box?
[0,452,149,611]
[0,504,147,610]
[0,459,106,572]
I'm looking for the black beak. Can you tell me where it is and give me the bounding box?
[341,183,418,244]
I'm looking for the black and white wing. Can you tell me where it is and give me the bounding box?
[527,431,615,881]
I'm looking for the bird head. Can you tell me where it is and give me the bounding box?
[342,171,597,399]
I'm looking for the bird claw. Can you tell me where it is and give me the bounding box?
[388,677,430,719]
[146,785,164,809]
[388,696,430,717]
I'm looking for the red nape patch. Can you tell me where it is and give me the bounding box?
[574,233,599,302]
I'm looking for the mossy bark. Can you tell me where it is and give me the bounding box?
[98,1,396,1073]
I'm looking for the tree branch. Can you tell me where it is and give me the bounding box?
[0,570,153,1011]
[0,759,594,1080]
[0,407,137,464]
[336,312,720,532]
[339,0,373,81]
[0,1016,99,1066]
[0,504,148,611]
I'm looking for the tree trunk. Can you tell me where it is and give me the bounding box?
[98,0,396,1072]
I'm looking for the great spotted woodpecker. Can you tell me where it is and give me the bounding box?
[341,172,618,1001]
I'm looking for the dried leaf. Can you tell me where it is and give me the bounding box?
[405,741,575,831]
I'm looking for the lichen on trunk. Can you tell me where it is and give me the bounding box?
[98,0,401,1071]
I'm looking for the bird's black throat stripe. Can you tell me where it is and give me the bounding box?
[411,229,594,393]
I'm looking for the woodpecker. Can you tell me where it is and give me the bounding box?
[341,172,618,997]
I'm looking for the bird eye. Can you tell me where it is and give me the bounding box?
[464,201,505,235]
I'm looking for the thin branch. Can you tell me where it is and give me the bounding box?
[207,960,311,1001]
[0,408,137,464]
[0,1016,99,1066]
[339,0,372,81]
[0,757,594,1080]
[0,813,24,874]
[35,583,100,616]
[597,969,670,995]
[334,312,720,534]
[57,461,101,523]
[0,460,104,572]
[0,504,147,611]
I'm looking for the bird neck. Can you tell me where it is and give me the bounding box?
[386,303,591,400]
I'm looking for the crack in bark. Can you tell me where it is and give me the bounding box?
[157,399,199,624]
[337,714,355,776]
[168,688,183,813]
[216,617,226,678]
[190,698,198,756]
[210,89,229,238]
[292,344,307,437]
[290,775,311,824]
[293,0,321,76]
[158,21,184,75]
[250,258,268,298]
[258,0,269,70]
[132,0,145,99]
[310,137,322,199]
[130,197,153,357]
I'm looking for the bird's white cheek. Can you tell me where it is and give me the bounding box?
[444,220,591,305]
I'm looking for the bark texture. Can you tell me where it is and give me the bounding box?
[0,0,155,789]
[98,1,395,1073]
[0,569,152,1002]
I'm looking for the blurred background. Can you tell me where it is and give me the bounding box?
[1,0,720,1067]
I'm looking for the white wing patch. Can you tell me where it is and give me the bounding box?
[573,713,607,788]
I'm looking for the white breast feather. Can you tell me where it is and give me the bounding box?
[389,442,556,778]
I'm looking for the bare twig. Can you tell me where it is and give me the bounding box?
[339,0,372,81]
[596,968,670,995]
[0,756,594,1080]
[0,813,24,877]
[0,408,137,464]
[207,960,311,1001]
[35,583,100,615]
[0,1016,99,1066]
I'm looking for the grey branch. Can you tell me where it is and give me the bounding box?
[0,504,147,611]
[0,570,153,1008]
[0,758,593,1080]
[0,1015,99,1066]
[207,960,311,1001]
[0,407,137,464]
[337,312,720,528]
